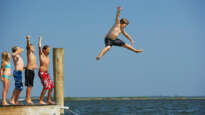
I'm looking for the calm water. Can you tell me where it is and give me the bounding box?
[64,100,205,115]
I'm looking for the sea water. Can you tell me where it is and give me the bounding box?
[64,99,205,115]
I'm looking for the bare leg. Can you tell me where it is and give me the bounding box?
[123,43,144,53]
[10,89,17,105]
[96,46,111,60]
[26,86,34,104]
[47,88,55,104]
[38,88,47,104]
[2,79,10,105]
[15,90,21,104]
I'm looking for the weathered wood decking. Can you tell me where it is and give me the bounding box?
[0,104,61,115]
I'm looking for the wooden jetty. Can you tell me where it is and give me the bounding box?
[0,104,61,115]
[0,48,65,115]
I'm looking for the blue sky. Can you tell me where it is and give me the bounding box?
[0,0,205,97]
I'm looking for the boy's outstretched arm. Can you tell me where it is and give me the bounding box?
[38,36,43,55]
[122,30,135,46]
[115,6,122,24]
[26,35,31,49]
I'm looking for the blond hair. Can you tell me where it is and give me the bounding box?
[1,52,10,68]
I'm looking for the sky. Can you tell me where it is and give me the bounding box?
[0,0,205,98]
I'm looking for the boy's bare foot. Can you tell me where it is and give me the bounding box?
[96,57,100,61]
[2,102,10,105]
[10,100,16,105]
[47,100,55,105]
[135,49,144,53]
[38,101,47,105]
[26,100,34,105]
[15,101,22,105]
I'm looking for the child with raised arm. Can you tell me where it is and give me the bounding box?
[96,6,144,60]
[38,36,55,104]
[0,52,11,105]
[25,35,38,104]
[10,46,24,105]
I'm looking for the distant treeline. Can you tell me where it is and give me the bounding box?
[64,96,205,101]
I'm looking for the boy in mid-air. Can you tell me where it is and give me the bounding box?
[10,46,24,105]
[38,36,55,104]
[96,6,143,60]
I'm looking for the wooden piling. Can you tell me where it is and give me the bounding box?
[53,48,64,114]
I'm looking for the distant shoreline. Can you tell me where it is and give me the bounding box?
[1,96,205,101]
[64,96,205,101]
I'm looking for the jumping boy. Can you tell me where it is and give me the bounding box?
[25,35,38,104]
[96,6,143,60]
[38,36,55,104]
[10,46,24,105]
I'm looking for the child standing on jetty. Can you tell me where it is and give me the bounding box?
[0,52,11,105]
[10,46,24,105]
[96,6,143,60]
[38,36,55,104]
[25,35,38,104]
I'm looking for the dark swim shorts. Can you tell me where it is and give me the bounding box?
[105,37,125,47]
[13,70,23,91]
[25,69,35,87]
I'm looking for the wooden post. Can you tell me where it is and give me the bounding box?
[53,48,64,114]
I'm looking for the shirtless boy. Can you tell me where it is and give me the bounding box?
[25,35,38,104]
[10,46,24,105]
[38,36,55,104]
[96,6,143,60]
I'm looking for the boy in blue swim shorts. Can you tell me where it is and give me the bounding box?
[10,46,24,105]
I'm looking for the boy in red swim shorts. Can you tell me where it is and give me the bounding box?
[38,36,55,104]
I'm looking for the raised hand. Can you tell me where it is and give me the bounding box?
[117,6,122,11]
[38,36,42,48]
[39,36,42,41]
[26,35,30,40]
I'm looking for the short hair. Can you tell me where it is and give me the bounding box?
[43,45,50,51]
[120,18,129,25]
[12,46,19,53]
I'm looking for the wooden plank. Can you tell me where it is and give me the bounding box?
[0,104,61,115]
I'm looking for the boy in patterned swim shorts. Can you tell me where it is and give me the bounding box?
[38,36,55,104]
[10,46,24,105]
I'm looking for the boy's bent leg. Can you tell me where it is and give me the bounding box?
[26,86,34,104]
[47,88,55,104]
[10,89,17,105]
[123,43,143,53]
[39,72,55,104]
[15,90,22,104]
[25,69,35,104]
[96,46,111,60]
[47,74,55,104]
[38,88,47,104]
[13,75,23,104]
